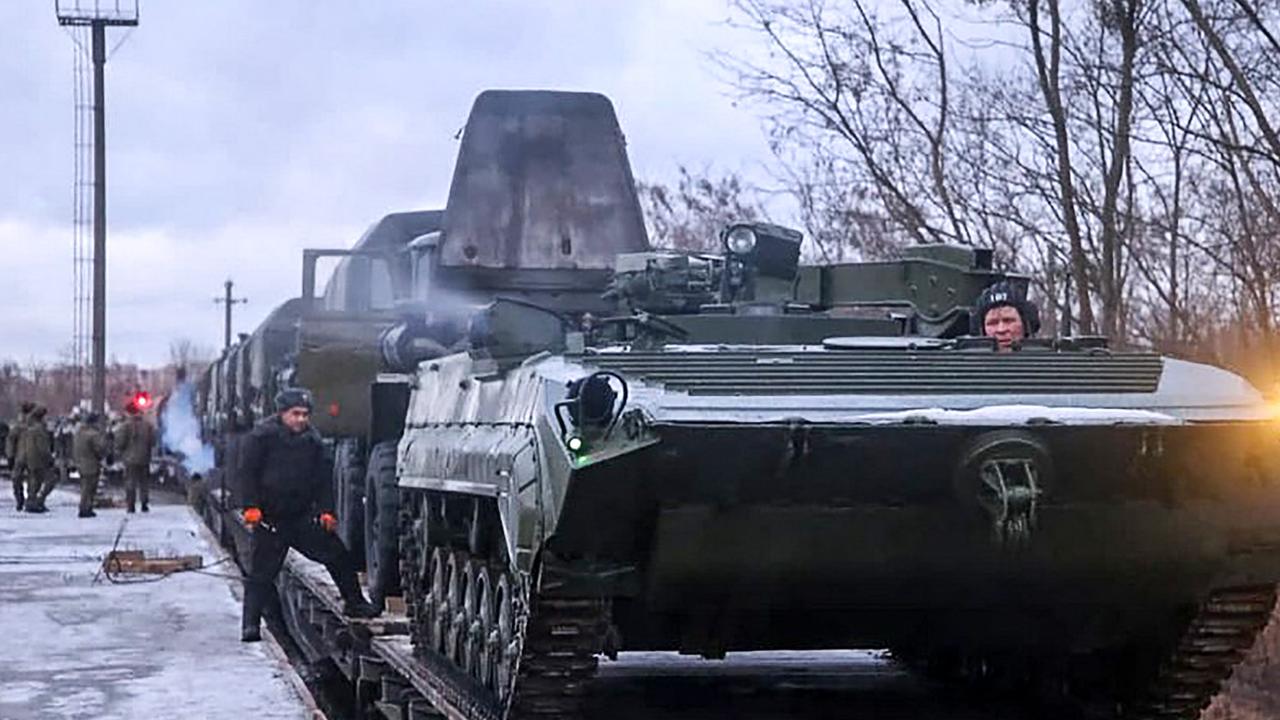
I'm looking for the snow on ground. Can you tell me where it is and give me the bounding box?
[0,486,313,720]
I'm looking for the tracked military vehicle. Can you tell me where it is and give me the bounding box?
[393,223,1280,719]
[199,89,650,601]
[356,89,650,601]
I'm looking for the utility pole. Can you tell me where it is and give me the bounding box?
[57,1,139,414]
[215,280,248,351]
[90,21,106,412]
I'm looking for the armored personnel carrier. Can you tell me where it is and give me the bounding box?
[393,223,1280,718]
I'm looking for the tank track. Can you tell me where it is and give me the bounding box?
[400,494,608,720]
[1127,585,1277,719]
[507,598,609,717]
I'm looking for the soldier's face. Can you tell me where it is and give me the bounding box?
[983,305,1025,351]
[280,407,311,434]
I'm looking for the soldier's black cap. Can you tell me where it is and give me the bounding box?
[972,280,1041,336]
[274,388,314,412]
[19,401,34,414]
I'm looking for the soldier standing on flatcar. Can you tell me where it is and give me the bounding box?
[239,388,378,642]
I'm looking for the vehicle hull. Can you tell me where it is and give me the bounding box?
[546,422,1280,654]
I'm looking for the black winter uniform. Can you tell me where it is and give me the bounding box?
[241,416,335,521]
[240,416,368,637]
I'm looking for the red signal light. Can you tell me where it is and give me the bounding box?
[132,392,152,410]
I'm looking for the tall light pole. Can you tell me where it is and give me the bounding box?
[57,1,139,414]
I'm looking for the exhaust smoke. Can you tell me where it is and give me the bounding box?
[161,382,214,474]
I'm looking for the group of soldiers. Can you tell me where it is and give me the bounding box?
[6,399,156,517]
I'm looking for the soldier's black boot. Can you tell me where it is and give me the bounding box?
[335,573,380,619]
[343,598,380,619]
[241,590,263,643]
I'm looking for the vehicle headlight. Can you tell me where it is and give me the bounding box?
[724,226,757,255]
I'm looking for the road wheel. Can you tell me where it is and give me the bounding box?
[468,561,494,684]
[494,571,518,702]
[429,548,448,653]
[462,560,482,678]
[445,551,468,665]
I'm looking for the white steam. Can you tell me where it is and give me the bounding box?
[161,382,215,474]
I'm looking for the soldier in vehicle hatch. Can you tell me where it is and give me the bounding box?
[19,405,54,513]
[973,280,1041,352]
[116,401,157,513]
[239,388,378,643]
[74,413,108,518]
[7,400,33,510]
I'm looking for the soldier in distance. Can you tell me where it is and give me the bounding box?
[116,400,157,513]
[7,400,33,511]
[74,413,108,518]
[972,280,1041,352]
[19,405,55,513]
[239,388,379,643]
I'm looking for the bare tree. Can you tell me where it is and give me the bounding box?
[638,165,767,252]
[721,0,977,251]
[715,0,1280,384]
[169,338,215,371]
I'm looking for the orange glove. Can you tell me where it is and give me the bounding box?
[243,507,263,528]
[318,512,338,533]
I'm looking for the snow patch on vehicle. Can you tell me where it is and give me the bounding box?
[846,404,1182,426]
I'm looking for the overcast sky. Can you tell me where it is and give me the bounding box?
[0,1,775,367]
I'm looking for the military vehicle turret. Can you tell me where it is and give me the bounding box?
[391,223,1280,719]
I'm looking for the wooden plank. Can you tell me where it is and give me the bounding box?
[103,550,203,575]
